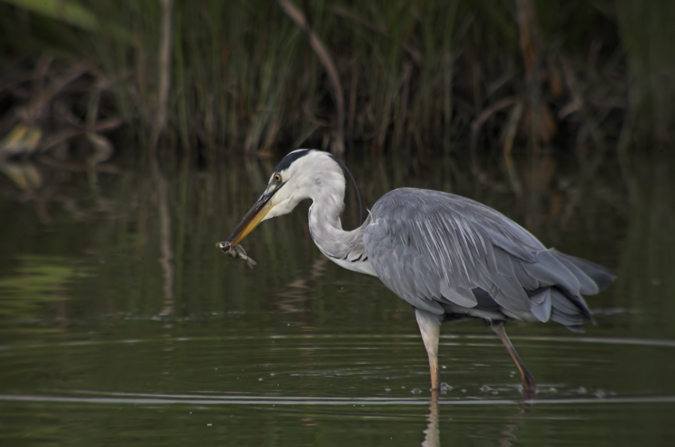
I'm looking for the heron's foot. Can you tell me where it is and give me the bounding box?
[429,370,440,392]
[520,370,537,399]
[491,322,537,398]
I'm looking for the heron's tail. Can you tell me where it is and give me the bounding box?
[548,249,615,332]
[550,249,616,292]
[526,249,615,332]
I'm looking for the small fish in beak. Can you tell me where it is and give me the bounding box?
[216,178,281,268]
[216,241,257,269]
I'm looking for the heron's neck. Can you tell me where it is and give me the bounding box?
[307,180,366,261]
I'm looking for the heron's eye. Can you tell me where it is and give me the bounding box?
[274,174,282,183]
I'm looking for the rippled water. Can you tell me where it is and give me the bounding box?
[1,151,674,446]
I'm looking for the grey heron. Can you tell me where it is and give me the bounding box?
[222,149,615,394]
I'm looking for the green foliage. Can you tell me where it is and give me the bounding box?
[617,0,675,142]
[0,0,672,155]
[2,0,97,31]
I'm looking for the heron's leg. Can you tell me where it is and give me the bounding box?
[491,322,536,395]
[415,309,441,391]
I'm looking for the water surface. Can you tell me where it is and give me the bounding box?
[1,151,674,446]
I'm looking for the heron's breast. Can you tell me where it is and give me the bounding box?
[328,256,379,277]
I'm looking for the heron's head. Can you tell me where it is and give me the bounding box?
[225,149,347,246]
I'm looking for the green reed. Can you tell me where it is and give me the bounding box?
[0,0,672,156]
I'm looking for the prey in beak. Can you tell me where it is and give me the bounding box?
[216,181,282,269]
[216,242,257,269]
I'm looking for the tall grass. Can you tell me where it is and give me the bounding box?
[0,0,671,157]
[616,0,675,146]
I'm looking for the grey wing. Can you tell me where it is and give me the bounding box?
[362,188,613,329]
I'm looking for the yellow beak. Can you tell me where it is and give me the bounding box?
[225,188,275,246]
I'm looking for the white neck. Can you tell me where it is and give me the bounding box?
[306,171,376,276]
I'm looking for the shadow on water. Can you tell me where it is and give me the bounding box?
[1,148,675,445]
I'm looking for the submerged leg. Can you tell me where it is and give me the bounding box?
[415,309,441,391]
[491,322,536,395]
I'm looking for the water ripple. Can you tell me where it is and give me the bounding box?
[1,334,675,352]
[1,392,674,406]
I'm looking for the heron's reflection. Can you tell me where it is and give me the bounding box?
[421,392,530,447]
[422,391,440,447]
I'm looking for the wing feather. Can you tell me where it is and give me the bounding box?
[362,188,611,328]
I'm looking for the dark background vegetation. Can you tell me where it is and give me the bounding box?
[2,4,675,445]
[1,0,673,162]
